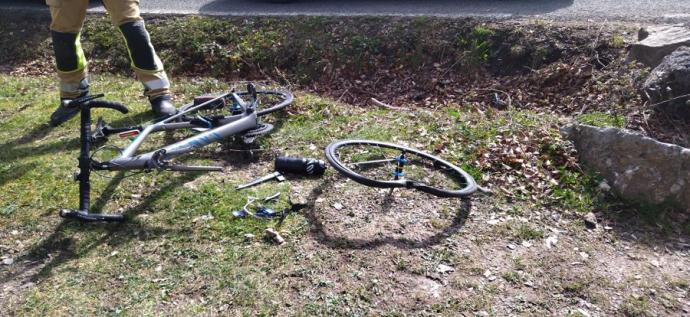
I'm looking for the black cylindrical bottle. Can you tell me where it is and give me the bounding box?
[275,156,327,176]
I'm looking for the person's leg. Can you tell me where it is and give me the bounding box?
[47,0,90,126]
[102,0,175,116]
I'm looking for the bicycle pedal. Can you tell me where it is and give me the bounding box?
[90,117,109,143]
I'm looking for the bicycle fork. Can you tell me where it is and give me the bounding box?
[60,99,127,222]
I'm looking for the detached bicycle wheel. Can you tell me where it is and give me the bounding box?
[325,140,478,198]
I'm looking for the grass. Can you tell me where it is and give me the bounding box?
[621,295,653,317]
[0,72,605,315]
[0,12,613,87]
[577,111,627,128]
[513,224,545,240]
[0,14,684,312]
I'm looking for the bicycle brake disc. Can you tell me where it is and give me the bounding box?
[241,123,274,144]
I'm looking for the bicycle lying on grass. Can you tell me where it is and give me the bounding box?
[60,83,292,222]
[59,83,480,223]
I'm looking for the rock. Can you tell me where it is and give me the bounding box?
[182,180,198,191]
[436,264,455,274]
[192,214,214,223]
[638,27,650,41]
[243,233,255,241]
[562,124,690,212]
[576,308,592,317]
[597,181,611,192]
[630,25,690,67]
[332,202,344,210]
[641,46,690,118]
[545,236,558,249]
[288,191,309,208]
[2,258,14,265]
[583,212,598,229]
[265,228,285,245]
[507,244,517,250]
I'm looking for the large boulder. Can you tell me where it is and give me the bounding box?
[630,25,690,68]
[562,124,690,211]
[641,46,690,117]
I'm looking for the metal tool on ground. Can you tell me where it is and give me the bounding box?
[235,156,327,190]
[236,171,285,190]
[232,192,282,218]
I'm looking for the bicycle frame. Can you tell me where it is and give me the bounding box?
[99,91,258,171]
[60,84,283,222]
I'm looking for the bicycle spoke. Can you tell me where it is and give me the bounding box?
[325,139,478,197]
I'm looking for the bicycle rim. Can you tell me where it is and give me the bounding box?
[325,139,478,197]
[178,90,293,117]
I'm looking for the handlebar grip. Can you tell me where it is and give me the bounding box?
[86,100,129,114]
[275,156,327,176]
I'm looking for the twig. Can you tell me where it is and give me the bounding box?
[591,23,608,68]
[370,98,407,110]
[647,93,690,107]
[336,88,350,104]
[273,66,292,87]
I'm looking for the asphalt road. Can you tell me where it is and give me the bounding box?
[2,0,689,22]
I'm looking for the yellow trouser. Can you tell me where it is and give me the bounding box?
[47,0,170,99]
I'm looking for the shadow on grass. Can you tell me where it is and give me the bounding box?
[0,171,204,286]
[596,200,690,251]
[0,112,155,161]
[0,111,162,192]
[301,175,472,250]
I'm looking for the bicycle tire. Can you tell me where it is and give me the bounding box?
[178,90,293,117]
[325,139,478,198]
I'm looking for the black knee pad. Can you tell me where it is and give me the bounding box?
[51,31,83,72]
[119,21,158,71]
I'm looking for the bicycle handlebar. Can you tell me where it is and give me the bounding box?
[65,94,130,114]
[85,100,129,114]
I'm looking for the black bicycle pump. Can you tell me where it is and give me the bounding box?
[60,95,128,222]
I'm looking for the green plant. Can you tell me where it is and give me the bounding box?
[577,111,626,128]
[458,25,496,65]
[502,271,521,284]
[514,224,544,240]
[621,296,653,317]
[610,33,626,48]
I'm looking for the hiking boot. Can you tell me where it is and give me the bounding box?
[150,94,177,117]
[50,95,86,127]
[50,78,89,127]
